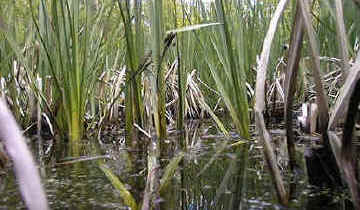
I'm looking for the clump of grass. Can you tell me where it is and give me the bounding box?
[28,0,105,155]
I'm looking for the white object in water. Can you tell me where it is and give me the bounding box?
[0,98,48,210]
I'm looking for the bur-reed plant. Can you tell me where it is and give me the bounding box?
[0,2,50,129]
[199,0,252,138]
[163,0,291,143]
[117,0,144,147]
[29,0,105,155]
[150,0,167,140]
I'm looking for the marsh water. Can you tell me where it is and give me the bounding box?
[0,120,354,209]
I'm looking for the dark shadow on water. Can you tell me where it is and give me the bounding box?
[305,189,354,210]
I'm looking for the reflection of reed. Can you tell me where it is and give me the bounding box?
[143,137,160,210]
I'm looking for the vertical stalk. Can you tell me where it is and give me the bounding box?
[341,79,360,209]
[132,0,143,143]
[334,0,350,82]
[134,0,144,126]
[151,0,167,140]
[172,0,184,139]
[255,0,289,205]
[284,0,303,177]
[118,0,143,147]
[68,0,82,156]
[118,0,135,147]
[36,76,44,165]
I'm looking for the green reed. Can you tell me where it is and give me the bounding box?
[28,0,105,155]
[118,0,144,147]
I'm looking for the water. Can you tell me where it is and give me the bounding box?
[0,120,354,209]
[0,162,126,209]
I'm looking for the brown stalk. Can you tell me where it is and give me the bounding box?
[328,129,360,210]
[299,0,329,138]
[328,55,360,130]
[341,78,360,209]
[329,72,360,209]
[254,0,289,205]
[255,112,288,205]
[335,0,350,82]
[284,0,304,174]
[325,6,360,207]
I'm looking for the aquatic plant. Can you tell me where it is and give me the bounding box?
[28,0,105,155]
[328,56,360,209]
[150,0,167,140]
[0,0,360,208]
[261,0,360,207]
[117,0,144,147]
[255,0,289,205]
[207,0,251,138]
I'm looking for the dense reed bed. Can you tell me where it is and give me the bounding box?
[0,0,360,209]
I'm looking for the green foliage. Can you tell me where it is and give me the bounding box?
[118,0,144,147]
[150,0,167,139]
[1,0,359,155]
[28,0,106,155]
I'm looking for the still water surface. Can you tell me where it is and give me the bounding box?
[0,121,353,209]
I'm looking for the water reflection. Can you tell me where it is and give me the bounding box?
[0,120,355,209]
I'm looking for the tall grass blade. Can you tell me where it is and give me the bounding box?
[256,0,289,112]
[328,55,360,129]
[28,0,105,155]
[118,0,143,147]
[340,78,360,209]
[171,0,185,136]
[201,0,250,138]
[167,22,222,34]
[166,11,226,134]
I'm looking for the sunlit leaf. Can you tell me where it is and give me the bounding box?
[166,22,222,34]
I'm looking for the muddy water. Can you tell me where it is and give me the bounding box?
[0,120,354,209]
